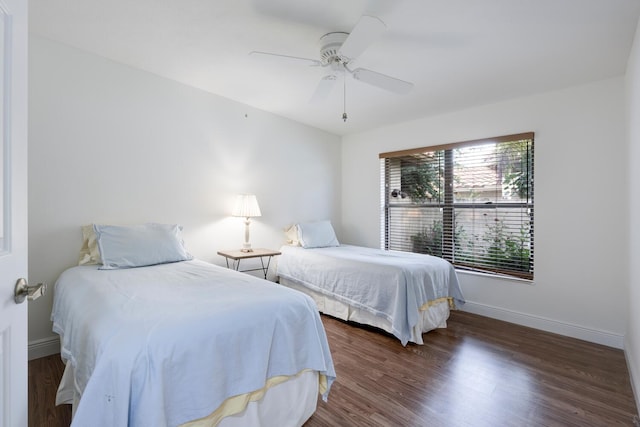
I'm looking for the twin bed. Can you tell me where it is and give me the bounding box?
[277,244,464,346]
[52,221,464,426]
[52,224,335,427]
[276,220,464,346]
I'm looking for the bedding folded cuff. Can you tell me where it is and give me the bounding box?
[180,369,321,427]
[419,297,455,311]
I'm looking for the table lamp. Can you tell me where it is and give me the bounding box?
[232,194,262,252]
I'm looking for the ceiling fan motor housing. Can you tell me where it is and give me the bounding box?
[319,32,349,68]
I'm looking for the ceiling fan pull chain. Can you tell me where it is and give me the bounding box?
[342,72,348,122]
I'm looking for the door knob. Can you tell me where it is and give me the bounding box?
[14,278,46,304]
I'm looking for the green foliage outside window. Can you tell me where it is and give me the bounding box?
[400,156,442,203]
[480,219,531,271]
[499,140,533,200]
[410,218,531,274]
[410,220,443,257]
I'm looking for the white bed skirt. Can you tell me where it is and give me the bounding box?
[56,364,319,427]
[279,277,451,345]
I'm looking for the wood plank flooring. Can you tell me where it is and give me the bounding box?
[29,311,639,427]
[28,350,72,426]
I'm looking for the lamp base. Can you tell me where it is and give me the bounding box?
[241,218,254,252]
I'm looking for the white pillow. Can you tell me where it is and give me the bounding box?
[284,224,301,246]
[78,224,102,265]
[94,223,193,270]
[297,220,340,249]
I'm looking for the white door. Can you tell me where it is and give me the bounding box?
[0,0,28,425]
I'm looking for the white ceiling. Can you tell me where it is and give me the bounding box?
[30,0,640,136]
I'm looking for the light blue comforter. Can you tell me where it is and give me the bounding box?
[277,245,465,346]
[51,260,335,427]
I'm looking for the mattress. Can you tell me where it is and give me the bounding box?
[51,259,335,426]
[277,244,465,345]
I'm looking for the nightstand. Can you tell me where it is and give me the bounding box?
[217,248,281,280]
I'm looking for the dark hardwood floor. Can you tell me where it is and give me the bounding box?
[29,311,639,427]
[28,350,72,426]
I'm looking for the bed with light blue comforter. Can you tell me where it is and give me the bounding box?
[51,259,335,427]
[277,244,465,346]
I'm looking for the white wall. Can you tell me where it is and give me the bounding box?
[625,16,640,412]
[27,36,341,358]
[342,77,628,348]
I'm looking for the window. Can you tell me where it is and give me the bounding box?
[380,133,534,280]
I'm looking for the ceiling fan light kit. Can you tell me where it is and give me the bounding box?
[249,15,414,122]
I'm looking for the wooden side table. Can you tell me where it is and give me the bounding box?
[217,248,281,280]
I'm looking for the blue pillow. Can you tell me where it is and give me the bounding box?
[297,220,340,249]
[94,223,193,270]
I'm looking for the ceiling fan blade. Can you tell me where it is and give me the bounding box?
[351,68,414,94]
[310,75,337,103]
[338,15,386,60]
[249,51,322,67]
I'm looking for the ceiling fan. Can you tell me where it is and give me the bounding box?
[249,15,414,122]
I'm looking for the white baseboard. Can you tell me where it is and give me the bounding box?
[624,336,640,416]
[461,301,625,349]
[28,335,60,360]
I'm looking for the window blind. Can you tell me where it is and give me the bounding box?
[380,133,534,280]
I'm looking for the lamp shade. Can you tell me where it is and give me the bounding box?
[231,194,262,218]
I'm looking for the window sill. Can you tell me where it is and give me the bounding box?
[456,268,534,285]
